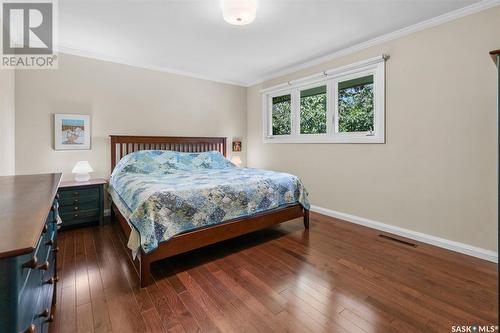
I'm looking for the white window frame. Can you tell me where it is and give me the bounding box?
[267,89,293,137]
[262,55,386,144]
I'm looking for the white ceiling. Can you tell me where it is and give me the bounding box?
[59,0,485,86]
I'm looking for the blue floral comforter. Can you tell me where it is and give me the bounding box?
[108,150,309,254]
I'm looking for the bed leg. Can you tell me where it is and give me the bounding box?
[303,209,310,229]
[140,257,152,288]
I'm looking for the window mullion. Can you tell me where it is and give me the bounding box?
[291,89,300,136]
[332,79,340,136]
[326,80,334,136]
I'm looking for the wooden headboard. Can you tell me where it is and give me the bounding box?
[110,135,227,171]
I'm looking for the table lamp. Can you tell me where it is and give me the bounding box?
[231,155,242,167]
[72,161,93,182]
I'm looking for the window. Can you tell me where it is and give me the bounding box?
[263,56,385,143]
[271,94,291,135]
[337,75,374,134]
[300,85,327,134]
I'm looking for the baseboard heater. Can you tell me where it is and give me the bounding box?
[379,234,417,247]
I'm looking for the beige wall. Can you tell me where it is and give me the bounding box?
[247,7,500,251]
[15,53,246,181]
[0,70,15,175]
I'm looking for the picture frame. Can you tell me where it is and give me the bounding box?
[232,138,242,152]
[54,114,91,150]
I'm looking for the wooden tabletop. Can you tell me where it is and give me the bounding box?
[0,173,62,259]
[59,178,107,188]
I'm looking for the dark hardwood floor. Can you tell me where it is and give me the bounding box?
[49,212,498,333]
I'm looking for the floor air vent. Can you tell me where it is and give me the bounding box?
[378,234,417,247]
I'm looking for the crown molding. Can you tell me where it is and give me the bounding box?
[246,0,500,87]
[57,0,499,87]
[57,45,249,87]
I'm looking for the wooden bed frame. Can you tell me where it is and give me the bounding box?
[110,135,309,288]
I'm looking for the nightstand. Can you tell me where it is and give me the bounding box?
[58,178,106,229]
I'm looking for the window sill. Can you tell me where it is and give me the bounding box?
[263,135,385,144]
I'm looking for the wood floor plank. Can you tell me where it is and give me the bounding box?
[59,284,77,333]
[141,307,167,333]
[50,214,498,333]
[153,268,200,333]
[77,302,95,333]
[92,226,149,332]
[82,227,113,333]
[75,229,91,306]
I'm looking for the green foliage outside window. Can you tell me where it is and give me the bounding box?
[272,95,291,135]
[338,75,374,133]
[300,86,327,134]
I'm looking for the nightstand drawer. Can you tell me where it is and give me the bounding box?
[58,187,99,199]
[59,200,99,214]
[59,195,97,207]
[60,208,100,226]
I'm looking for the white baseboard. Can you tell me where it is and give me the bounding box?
[310,205,498,263]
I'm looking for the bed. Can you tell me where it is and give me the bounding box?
[109,135,310,287]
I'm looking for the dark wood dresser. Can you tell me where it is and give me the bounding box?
[0,173,61,333]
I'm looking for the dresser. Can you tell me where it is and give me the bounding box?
[58,179,106,228]
[0,173,61,333]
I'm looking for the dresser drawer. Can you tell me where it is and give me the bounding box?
[59,187,99,199]
[60,208,100,226]
[17,229,56,332]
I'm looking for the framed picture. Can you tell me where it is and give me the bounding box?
[54,114,91,150]
[232,138,242,152]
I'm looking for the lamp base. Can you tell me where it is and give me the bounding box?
[74,173,90,182]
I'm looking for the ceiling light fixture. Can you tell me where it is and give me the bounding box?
[221,0,257,26]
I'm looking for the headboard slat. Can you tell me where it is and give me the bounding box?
[110,135,227,172]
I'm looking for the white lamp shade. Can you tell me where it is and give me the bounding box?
[221,0,257,25]
[231,155,242,166]
[72,161,93,182]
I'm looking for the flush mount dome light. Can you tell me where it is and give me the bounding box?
[221,0,257,25]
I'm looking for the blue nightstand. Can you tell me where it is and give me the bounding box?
[57,179,106,228]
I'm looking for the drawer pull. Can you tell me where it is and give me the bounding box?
[74,206,79,211]
[74,191,79,196]
[37,261,50,271]
[52,246,60,253]
[38,308,49,318]
[56,193,60,199]
[45,239,54,246]
[46,314,54,323]
[74,213,79,218]
[42,224,48,233]
[20,324,35,333]
[74,198,79,203]
[45,276,59,284]
[22,256,37,269]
